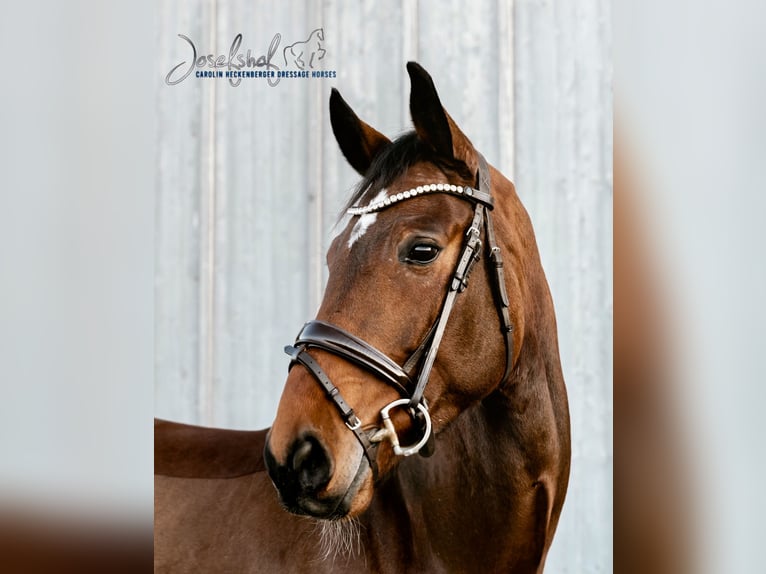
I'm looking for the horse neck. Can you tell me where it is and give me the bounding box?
[343,178,568,571]
[361,377,565,572]
[357,202,569,572]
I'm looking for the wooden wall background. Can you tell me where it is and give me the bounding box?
[154,1,611,571]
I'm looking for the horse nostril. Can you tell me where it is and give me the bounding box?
[291,440,314,470]
[290,435,332,493]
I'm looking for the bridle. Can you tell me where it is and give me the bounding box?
[284,154,513,478]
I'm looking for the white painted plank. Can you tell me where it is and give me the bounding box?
[155,0,215,425]
[515,0,613,572]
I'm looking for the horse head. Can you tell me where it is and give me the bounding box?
[264,62,546,521]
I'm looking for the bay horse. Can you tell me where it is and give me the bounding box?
[155,62,570,573]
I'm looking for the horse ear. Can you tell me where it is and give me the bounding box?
[330,88,391,176]
[406,61,478,176]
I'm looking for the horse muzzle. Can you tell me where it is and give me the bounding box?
[264,431,362,519]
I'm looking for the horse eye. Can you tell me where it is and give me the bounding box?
[405,244,440,265]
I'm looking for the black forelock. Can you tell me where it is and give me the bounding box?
[339,131,473,218]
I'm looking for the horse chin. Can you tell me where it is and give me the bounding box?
[344,471,374,517]
[285,454,374,520]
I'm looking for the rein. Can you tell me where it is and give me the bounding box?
[284,154,513,478]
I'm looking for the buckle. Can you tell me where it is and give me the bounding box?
[345,415,362,431]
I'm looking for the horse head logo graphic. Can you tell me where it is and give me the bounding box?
[283,28,326,70]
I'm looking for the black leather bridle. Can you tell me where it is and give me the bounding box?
[284,154,513,478]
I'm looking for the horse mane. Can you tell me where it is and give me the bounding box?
[340,131,474,218]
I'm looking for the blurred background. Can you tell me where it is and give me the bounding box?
[152,2,611,572]
[0,1,157,570]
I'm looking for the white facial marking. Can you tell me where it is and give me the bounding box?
[331,213,351,242]
[347,189,387,249]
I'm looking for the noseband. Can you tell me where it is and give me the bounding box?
[284,154,513,478]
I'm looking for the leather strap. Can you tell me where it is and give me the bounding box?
[409,202,485,409]
[285,344,379,479]
[484,204,514,386]
[460,186,494,209]
[401,320,438,374]
[294,321,412,397]
[477,153,514,386]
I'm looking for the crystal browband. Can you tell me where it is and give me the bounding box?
[346,182,493,216]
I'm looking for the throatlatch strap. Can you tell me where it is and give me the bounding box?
[477,153,514,387]
[484,211,514,386]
